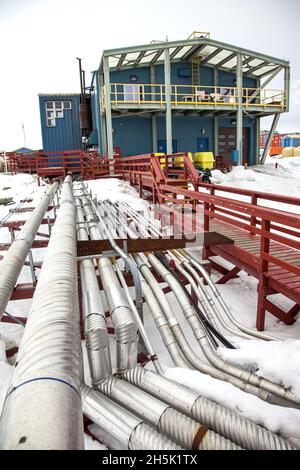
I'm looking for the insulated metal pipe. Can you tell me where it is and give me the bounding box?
[168,251,250,339]
[0,175,84,449]
[0,182,58,320]
[98,257,138,374]
[98,376,241,450]
[81,385,181,450]
[146,252,300,407]
[114,262,163,374]
[123,367,298,450]
[76,199,112,384]
[134,253,270,399]
[139,272,190,369]
[179,249,279,342]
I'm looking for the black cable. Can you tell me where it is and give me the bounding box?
[154,251,236,350]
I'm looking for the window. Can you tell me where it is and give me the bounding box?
[123,84,139,102]
[45,100,72,127]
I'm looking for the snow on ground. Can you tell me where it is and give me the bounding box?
[0,171,300,448]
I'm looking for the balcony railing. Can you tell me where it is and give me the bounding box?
[101,83,286,111]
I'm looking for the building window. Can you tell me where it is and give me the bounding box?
[45,100,72,127]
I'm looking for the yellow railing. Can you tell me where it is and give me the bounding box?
[102,83,286,110]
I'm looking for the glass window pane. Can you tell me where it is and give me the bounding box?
[56,110,63,118]
[55,101,62,109]
[63,101,71,109]
[51,119,56,126]
[46,102,53,109]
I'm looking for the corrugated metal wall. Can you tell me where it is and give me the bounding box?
[39,94,81,151]
[99,62,257,163]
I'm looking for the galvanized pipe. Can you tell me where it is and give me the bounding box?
[146,252,300,407]
[0,182,58,320]
[98,257,137,374]
[179,249,279,342]
[114,262,163,374]
[123,367,298,450]
[98,376,241,450]
[76,199,112,385]
[81,385,181,450]
[78,192,138,374]
[168,251,250,339]
[134,253,270,399]
[0,175,84,449]
[139,272,190,369]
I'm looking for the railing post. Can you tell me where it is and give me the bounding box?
[250,194,258,230]
[256,218,270,331]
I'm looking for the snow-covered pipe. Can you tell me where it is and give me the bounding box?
[98,257,137,374]
[123,366,297,450]
[146,252,300,407]
[178,249,279,342]
[0,181,58,320]
[81,385,181,450]
[0,175,84,449]
[76,199,112,384]
[98,376,241,450]
[134,253,269,400]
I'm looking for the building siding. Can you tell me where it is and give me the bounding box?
[39,94,81,152]
[94,60,257,163]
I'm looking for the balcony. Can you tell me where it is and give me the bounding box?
[101,83,286,115]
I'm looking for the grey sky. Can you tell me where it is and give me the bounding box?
[0,0,299,150]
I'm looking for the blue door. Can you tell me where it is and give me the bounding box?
[157,139,178,154]
[197,137,209,152]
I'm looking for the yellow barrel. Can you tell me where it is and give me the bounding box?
[194,152,215,169]
[282,147,295,158]
[293,147,300,157]
[173,152,193,168]
[153,153,166,168]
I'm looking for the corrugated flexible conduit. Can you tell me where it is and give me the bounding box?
[133,253,271,400]
[98,376,241,450]
[146,252,300,408]
[123,366,298,450]
[76,198,112,384]
[177,249,279,342]
[81,385,181,450]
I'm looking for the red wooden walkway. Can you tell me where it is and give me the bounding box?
[5,150,300,331]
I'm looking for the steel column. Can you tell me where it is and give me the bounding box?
[99,72,107,155]
[151,66,158,153]
[260,114,280,165]
[103,56,114,167]
[284,66,290,112]
[214,68,219,156]
[236,53,243,165]
[164,48,173,155]
[255,117,260,165]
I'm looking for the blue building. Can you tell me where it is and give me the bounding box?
[39,94,81,152]
[282,134,300,148]
[39,33,290,166]
[92,33,290,166]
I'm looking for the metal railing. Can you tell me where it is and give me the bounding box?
[102,83,286,110]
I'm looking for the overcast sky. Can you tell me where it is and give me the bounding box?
[0,0,299,150]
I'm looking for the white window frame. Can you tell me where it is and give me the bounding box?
[45,100,72,127]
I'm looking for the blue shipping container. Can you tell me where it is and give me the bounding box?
[39,94,81,152]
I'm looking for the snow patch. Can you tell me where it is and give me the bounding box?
[165,367,300,444]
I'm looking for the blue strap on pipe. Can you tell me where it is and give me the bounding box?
[5,377,81,401]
